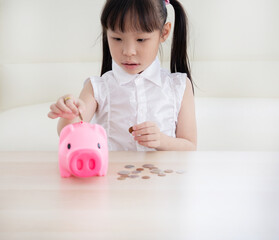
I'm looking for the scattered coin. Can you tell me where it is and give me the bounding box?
[143,164,154,168]
[125,165,135,169]
[117,164,185,180]
[129,126,133,133]
[129,175,140,178]
[117,177,126,180]
[149,167,158,170]
[142,176,150,179]
[118,170,130,175]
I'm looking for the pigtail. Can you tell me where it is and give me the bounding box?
[100,0,194,92]
[101,31,112,76]
[169,0,193,92]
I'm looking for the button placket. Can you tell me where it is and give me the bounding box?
[135,77,147,124]
[134,77,148,151]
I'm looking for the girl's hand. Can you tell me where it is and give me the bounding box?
[132,121,162,149]
[48,95,86,120]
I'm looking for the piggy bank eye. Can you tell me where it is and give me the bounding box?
[67,143,71,149]
[97,143,101,149]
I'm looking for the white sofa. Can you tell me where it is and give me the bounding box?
[0,0,278,151]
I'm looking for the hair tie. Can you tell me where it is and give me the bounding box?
[165,0,170,5]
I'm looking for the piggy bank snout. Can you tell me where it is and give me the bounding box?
[68,149,102,177]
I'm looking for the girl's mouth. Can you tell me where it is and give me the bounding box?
[122,62,140,70]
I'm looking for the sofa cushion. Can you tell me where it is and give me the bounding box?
[0,103,59,151]
[0,98,278,151]
[195,98,279,151]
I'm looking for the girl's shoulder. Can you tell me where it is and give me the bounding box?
[88,70,113,82]
[160,68,188,86]
[85,70,115,90]
[84,72,114,104]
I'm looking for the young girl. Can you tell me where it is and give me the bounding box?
[48,0,197,151]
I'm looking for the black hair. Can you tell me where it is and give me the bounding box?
[100,0,193,92]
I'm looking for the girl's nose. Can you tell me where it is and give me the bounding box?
[122,43,136,57]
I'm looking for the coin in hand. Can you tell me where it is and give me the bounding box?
[128,126,134,134]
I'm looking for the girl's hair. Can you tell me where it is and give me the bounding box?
[100,0,193,91]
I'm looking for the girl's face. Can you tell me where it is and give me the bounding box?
[107,23,171,74]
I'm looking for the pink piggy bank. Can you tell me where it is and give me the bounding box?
[58,121,108,178]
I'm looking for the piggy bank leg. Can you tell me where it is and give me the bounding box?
[98,167,107,176]
[60,168,71,178]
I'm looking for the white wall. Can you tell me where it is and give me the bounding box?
[183,0,279,98]
[0,0,279,110]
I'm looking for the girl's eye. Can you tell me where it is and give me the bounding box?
[113,38,122,41]
[137,39,145,42]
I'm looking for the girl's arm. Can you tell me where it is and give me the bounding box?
[159,77,197,150]
[133,78,197,151]
[48,80,97,135]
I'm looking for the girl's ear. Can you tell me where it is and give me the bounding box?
[160,22,171,43]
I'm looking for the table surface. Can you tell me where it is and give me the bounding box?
[0,151,279,240]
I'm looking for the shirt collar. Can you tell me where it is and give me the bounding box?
[112,57,162,87]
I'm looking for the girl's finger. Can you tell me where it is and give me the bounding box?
[133,121,154,131]
[134,133,158,142]
[133,126,158,136]
[65,98,79,115]
[75,98,86,114]
[48,112,59,119]
[57,97,73,113]
[50,104,62,115]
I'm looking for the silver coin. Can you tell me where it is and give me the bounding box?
[125,165,135,169]
[143,164,154,168]
[149,166,158,170]
[129,174,140,178]
[176,170,186,174]
[132,170,141,174]
[118,170,130,175]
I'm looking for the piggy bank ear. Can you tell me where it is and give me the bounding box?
[90,124,107,139]
[59,124,75,143]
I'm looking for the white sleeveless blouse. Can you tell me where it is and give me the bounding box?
[88,57,187,151]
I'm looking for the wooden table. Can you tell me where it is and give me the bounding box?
[0,151,279,240]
